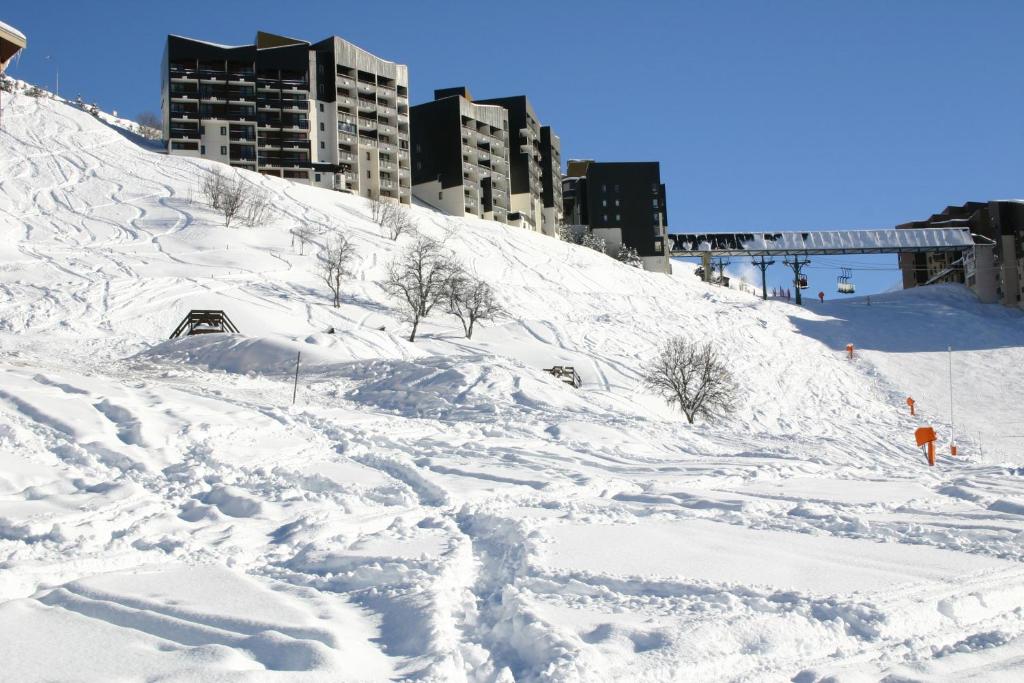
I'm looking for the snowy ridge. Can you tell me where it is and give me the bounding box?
[0,87,1023,681]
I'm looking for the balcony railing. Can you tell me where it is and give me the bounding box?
[358,118,377,129]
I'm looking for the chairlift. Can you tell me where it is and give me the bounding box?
[837,267,856,294]
[796,275,808,289]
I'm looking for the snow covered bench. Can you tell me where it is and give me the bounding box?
[544,365,582,389]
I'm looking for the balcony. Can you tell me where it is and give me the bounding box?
[229,132,256,142]
[337,96,355,108]
[338,151,355,163]
[336,75,356,88]
[358,117,377,129]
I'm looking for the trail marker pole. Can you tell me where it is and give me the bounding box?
[949,345,957,455]
[292,351,301,405]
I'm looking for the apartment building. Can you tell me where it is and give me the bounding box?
[410,87,511,222]
[562,160,670,272]
[539,126,563,236]
[898,200,1023,306]
[162,31,410,203]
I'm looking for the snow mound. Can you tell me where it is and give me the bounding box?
[342,355,592,421]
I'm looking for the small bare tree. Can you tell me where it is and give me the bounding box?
[382,204,415,240]
[446,270,504,339]
[318,233,357,308]
[135,112,161,140]
[382,236,457,342]
[292,225,315,255]
[643,337,738,424]
[368,196,389,225]
[200,169,273,227]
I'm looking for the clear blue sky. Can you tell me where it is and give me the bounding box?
[5,1,1022,295]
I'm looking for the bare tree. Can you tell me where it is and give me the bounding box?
[643,337,738,424]
[200,169,273,227]
[382,236,457,342]
[292,225,315,255]
[135,112,161,140]
[368,196,389,225]
[446,270,504,339]
[382,204,416,241]
[318,233,357,308]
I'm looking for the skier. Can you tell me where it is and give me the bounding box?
[818,291,825,303]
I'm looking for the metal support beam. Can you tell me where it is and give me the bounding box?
[752,255,775,300]
[783,256,811,305]
[701,251,712,283]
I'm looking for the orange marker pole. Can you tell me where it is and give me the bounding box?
[927,442,935,466]
[906,397,915,416]
[846,343,854,360]
[950,443,958,456]
[915,426,938,467]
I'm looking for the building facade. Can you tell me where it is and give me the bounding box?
[562,160,670,271]
[162,32,410,202]
[410,87,511,222]
[898,200,1024,306]
[539,126,563,236]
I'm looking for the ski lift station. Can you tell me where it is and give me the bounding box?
[0,20,27,130]
[667,227,994,304]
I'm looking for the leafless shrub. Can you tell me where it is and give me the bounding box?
[317,233,357,308]
[135,111,161,140]
[643,337,738,424]
[382,235,457,342]
[368,196,389,225]
[200,169,274,227]
[446,269,504,339]
[616,244,643,268]
[382,204,416,240]
[292,225,315,255]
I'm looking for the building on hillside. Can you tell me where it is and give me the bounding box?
[897,200,1024,306]
[539,126,563,235]
[561,160,670,272]
[161,32,411,202]
[410,87,511,223]
[473,95,561,235]
[0,20,27,130]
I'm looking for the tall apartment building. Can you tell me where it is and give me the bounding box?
[898,200,1023,306]
[539,126,563,236]
[562,160,670,271]
[410,87,511,222]
[162,32,411,203]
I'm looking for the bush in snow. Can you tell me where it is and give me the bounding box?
[446,270,504,339]
[291,225,315,255]
[383,235,457,342]
[643,336,738,424]
[23,85,46,98]
[200,169,274,228]
[135,112,162,140]
[558,223,606,254]
[581,232,606,254]
[317,233,357,308]
[616,244,643,268]
[0,77,14,94]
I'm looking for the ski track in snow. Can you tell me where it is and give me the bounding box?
[0,87,1023,682]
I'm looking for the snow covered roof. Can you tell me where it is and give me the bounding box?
[0,20,26,44]
[168,34,245,50]
[668,228,981,256]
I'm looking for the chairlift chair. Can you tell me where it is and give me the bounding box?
[837,267,856,294]
[796,275,809,289]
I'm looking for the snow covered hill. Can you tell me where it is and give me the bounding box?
[1,86,1024,682]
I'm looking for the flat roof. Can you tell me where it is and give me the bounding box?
[668,228,982,256]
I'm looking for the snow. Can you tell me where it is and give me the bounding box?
[1,85,1024,681]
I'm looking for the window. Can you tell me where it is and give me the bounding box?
[438,192,443,200]
[615,199,620,207]
[367,170,371,178]
[219,146,227,155]
[315,173,321,182]
[615,184,620,192]
[602,214,608,222]
[601,184,607,192]
[602,199,607,207]
[366,152,371,160]
[320,141,325,149]
[319,103,324,112]
[652,199,659,207]
[200,145,206,155]
[319,122,324,131]
[416,161,422,170]
[200,126,206,135]
[615,214,621,221]
[220,126,226,136]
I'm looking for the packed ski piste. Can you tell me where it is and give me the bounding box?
[1,85,1024,682]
